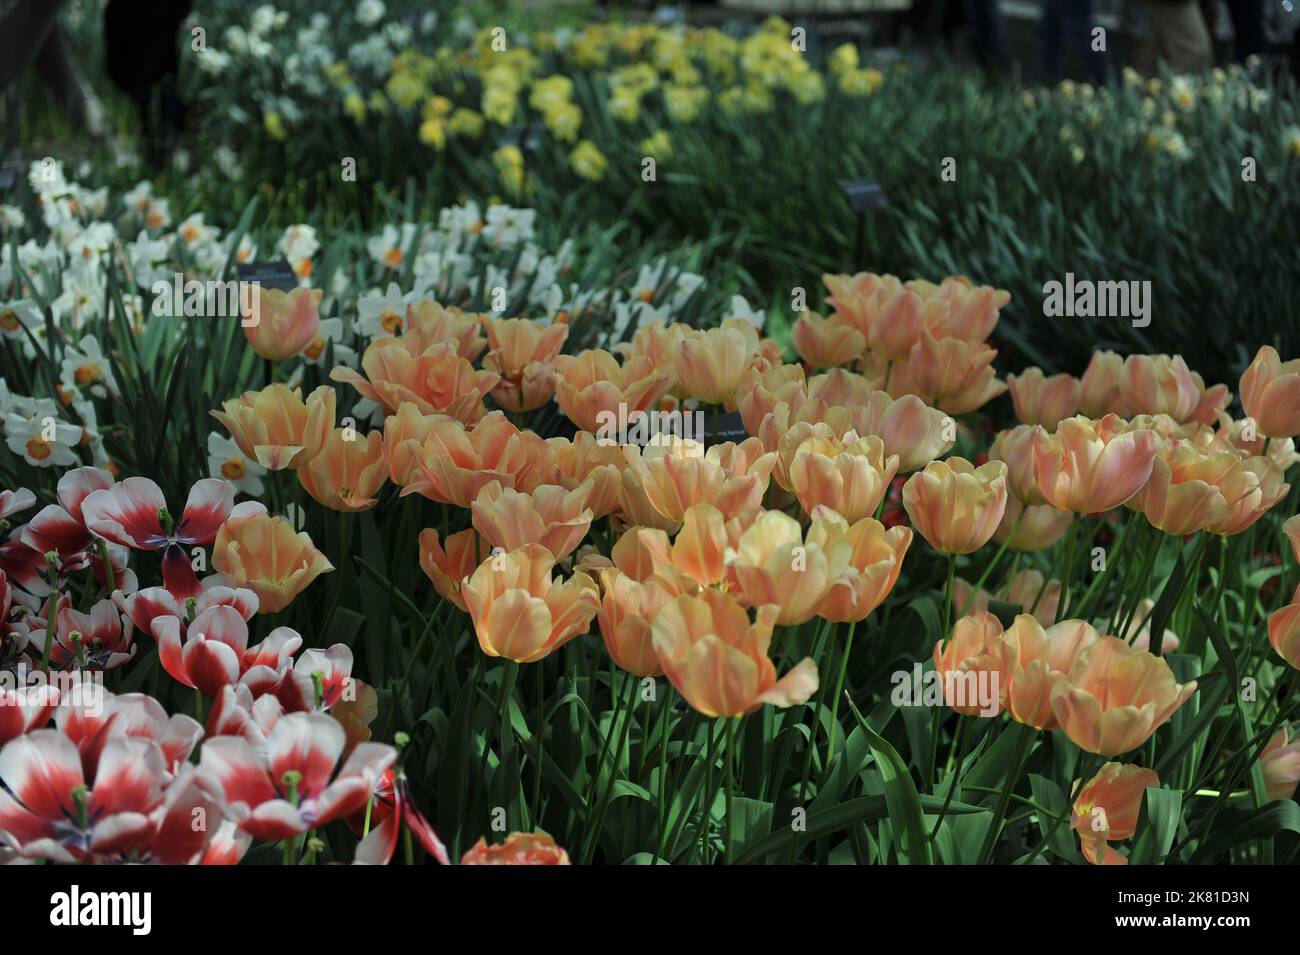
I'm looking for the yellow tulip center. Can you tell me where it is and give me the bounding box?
[74,363,100,385]
[304,336,326,361]
[384,247,403,268]
[0,308,18,332]
[381,310,404,334]
[221,458,246,480]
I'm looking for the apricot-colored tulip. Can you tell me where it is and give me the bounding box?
[813,509,912,623]
[1007,367,1080,430]
[461,543,598,663]
[789,433,900,523]
[672,321,757,406]
[1268,586,1300,670]
[989,424,1043,505]
[1032,415,1160,514]
[383,402,447,486]
[1120,354,1200,423]
[481,317,569,412]
[791,311,866,369]
[243,286,321,361]
[1049,635,1196,755]
[1000,615,1100,729]
[1239,346,1300,438]
[667,503,729,590]
[332,338,498,423]
[298,428,387,511]
[1205,456,1288,536]
[1286,515,1300,564]
[993,495,1073,552]
[891,331,1007,415]
[405,412,552,507]
[736,363,808,439]
[549,432,623,519]
[728,509,848,626]
[211,384,335,471]
[931,612,1007,716]
[849,391,954,472]
[902,457,1008,554]
[1131,443,1249,535]
[623,435,775,525]
[917,275,1009,342]
[1077,350,1128,419]
[1260,728,1300,801]
[461,832,570,865]
[554,349,672,433]
[864,282,944,361]
[471,480,594,561]
[1071,762,1160,865]
[212,505,334,613]
[651,589,818,718]
[417,527,481,612]
[406,300,486,361]
[596,567,669,677]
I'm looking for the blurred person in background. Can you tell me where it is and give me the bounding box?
[1038,0,1107,84]
[1222,0,1265,61]
[1139,0,1213,72]
[0,0,191,160]
[914,0,1010,71]
[0,0,105,149]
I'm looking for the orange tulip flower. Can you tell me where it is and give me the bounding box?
[1007,367,1080,430]
[298,427,388,511]
[902,457,1008,554]
[1049,635,1196,755]
[405,412,552,507]
[243,286,321,361]
[1260,728,1300,802]
[211,505,334,613]
[461,832,571,865]
[481,316,569,412]
[332,337,498,423]
[672,321,757,406]
[461,543,598,664]
[1032,415,1160,514]
[792,311,866,369]
[890,330,1007,415]
[1120,354,1200,423]
[788,432,900,523]
[1239,346,1300,438]
[211,383,335,471]
[651,589,818,718]
[1077,350,1128,419]
[728,509,848,626]
[554,349,672,433]
[471,480,595,561]
[1268,585,1300,670]
[814,509,912,623]
[417,527,482,611]
[1071,763,1161,865]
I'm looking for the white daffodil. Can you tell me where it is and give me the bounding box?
[207,431,266,496]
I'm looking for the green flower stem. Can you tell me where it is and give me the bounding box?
[822,619,858,778]
[975,721,1036,865]
[724,716,737,864]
